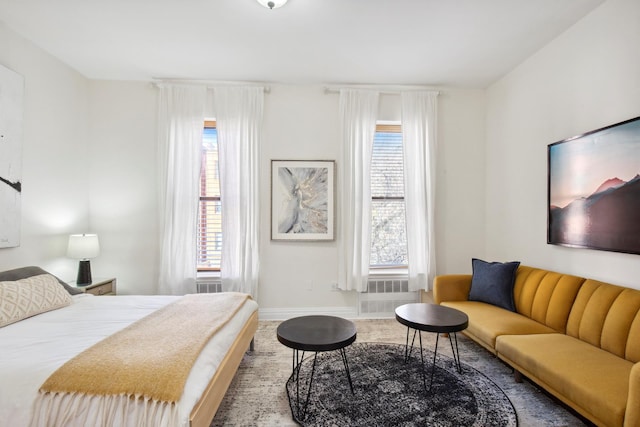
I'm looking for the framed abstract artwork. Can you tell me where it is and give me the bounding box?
[548,116,640,254]
[0,64,24,249]
[271,160,335,241]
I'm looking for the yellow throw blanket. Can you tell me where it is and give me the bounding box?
[39,292,250,403]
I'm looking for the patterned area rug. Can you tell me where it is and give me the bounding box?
[286,342,517,427]
[211,320,587,427]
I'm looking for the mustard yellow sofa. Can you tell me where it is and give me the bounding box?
[433,265,640,427]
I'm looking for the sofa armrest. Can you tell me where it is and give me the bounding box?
[625,362,640,427]
[433,274,472,304]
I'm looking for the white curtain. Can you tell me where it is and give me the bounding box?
[214,87,263,298]
[401,91,438,291]
[157,85,207,295]
[337,89,379,292]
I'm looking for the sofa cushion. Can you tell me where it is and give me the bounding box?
[566,279,640,362]
[496,333,631,427]
[441,301,555,352]
[512,266,584,333]
[468,258,519,312]
[433,274,472,304]
[627,363,640,427]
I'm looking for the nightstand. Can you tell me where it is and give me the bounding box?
[71,278,117,296]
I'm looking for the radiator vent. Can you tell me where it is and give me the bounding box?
[359,277,418,316]
[196,279,222,293]
[367,278,409,293]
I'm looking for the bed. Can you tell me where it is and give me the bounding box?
[0,266,258,427]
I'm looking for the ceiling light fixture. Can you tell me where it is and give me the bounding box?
[257,0,288,10]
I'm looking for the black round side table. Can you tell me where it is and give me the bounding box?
[277,315,357,419]
[395,303,469,391]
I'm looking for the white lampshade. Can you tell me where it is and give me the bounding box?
[256,0,288,9]
[67,234,100,260]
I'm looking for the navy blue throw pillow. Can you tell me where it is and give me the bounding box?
[468,258,520,312]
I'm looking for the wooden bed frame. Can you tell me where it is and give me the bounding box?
[189,310,259,427]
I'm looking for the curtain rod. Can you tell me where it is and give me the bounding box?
[152,78,271,93]
[323,85,439,96]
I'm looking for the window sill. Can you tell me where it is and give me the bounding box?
[369,267,408,279]
[198,270,407,280]
[197,271,221,279]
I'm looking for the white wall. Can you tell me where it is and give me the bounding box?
[436,89,487,274]
[260,87,487,310]
[258,85,349,309]
[87,83,486,309]
[485,0,640,289]
[0,22,90,280]
[87,81,159,294]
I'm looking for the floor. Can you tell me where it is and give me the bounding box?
[211,318,590,426]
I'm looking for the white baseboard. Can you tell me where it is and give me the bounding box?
[258,306,358,321]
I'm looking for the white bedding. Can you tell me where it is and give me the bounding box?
[0,293,258,427]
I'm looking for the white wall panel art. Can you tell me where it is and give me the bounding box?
[0,64,24,248]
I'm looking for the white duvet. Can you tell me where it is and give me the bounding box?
[0,293,258,427]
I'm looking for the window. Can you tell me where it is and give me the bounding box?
[197,121,222,271]
[370,123,407,267]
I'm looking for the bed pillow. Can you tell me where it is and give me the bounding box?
[468,258,520,312]
[0,266,82,295]
[0,274,73,328]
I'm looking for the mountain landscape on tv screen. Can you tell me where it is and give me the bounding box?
[549,174,640,254]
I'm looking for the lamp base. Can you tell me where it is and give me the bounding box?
[76,260,93,286]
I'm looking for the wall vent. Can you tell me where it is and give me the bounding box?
[359,277,418,317]
[196,278,222,293]
[367,278,409,293]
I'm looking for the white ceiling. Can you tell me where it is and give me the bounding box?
[0,0,604,88]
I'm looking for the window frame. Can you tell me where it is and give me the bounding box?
[369,122,408,271]
[197,120,222,272]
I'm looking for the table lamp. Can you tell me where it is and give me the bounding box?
[67,233,100,285]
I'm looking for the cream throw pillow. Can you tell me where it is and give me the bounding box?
[0,273,73,328]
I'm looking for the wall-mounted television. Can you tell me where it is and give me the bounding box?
[548,116,640,255]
